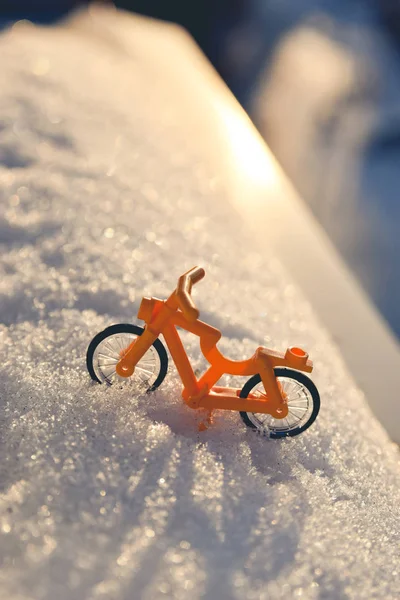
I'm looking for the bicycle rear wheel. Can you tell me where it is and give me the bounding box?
[86,324,168,392]
[239,368,320,438]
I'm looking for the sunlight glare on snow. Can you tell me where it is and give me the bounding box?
[215,101,279,192]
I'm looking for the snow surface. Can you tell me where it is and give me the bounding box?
[0,9,399,600]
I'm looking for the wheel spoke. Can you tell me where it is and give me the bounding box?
[98,359,118,367]
[138,360,155,367]
[136,366,154,376]
[288,414,302,426]
[258,414,270,425]
[286,392,304,401]
[288,407,307,415]
[285,413,296,426]
[98,365,117,372]
[98,352,117,360]
[104,339,120,353]
[116,336,128,352]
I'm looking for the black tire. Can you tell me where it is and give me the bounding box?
[239,368,320,438]
[86,323,168,392]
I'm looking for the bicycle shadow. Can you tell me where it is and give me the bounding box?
[144,384,306,486]
[118,457,302,600]
[0,357,312,599]
[81,406,307,599]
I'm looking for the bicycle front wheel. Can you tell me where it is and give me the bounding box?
[86,324,168,392]
[239,368,320,438]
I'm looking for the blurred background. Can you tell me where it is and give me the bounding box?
[2,0,400,339]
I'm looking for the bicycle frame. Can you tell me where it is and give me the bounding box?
[116,294,314,419]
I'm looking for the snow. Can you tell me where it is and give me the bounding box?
[0,8,399,600]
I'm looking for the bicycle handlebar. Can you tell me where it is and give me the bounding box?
[176,266,205,321]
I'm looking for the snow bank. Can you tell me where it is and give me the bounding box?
[0,9,399,600]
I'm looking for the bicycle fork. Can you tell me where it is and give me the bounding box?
[255,350,289,419]
[116,297,171,377]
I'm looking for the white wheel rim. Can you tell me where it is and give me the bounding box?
[246,376,313,434]
[93,332,160,388]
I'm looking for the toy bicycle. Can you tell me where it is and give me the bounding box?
[86,267,320,438]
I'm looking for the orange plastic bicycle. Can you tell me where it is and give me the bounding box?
[87,267,320,438]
